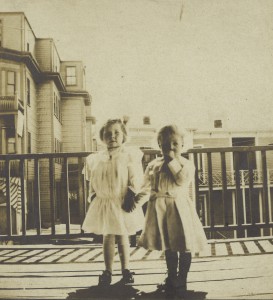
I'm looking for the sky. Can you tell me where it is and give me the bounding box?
[1,0,273,131]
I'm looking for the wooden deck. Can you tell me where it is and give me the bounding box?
[0,237,273,299]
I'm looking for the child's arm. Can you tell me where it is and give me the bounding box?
[127,148,145,192]
[135,164,151,206]
[167,157,195,188]
[85,154,96,203]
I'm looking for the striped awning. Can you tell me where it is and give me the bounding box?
[0,177,21,212]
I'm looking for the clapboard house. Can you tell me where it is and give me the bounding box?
[0,12,93,232]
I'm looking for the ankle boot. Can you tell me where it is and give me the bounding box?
[178,252,192,292]
[121,269,135,284]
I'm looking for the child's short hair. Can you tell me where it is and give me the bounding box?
[99,119,128,143]
[157,124,185,146]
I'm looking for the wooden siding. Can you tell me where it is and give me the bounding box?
[36,82,54,224]
[35,39,52,72]
[61,98,84,152]
[52,44,61,73]
[23,18,36,54]
[0,14,22,51]
[36,82,52,153]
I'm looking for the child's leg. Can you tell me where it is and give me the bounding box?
[178,251,192,290]
[116,235,130,270]
[103,234,116,272]
[165,249,178,278]
[98,234,115,285]
[116,235,134,284]
[163,250,178,295]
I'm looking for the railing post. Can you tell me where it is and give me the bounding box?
[234,152,244,238]
[5,159,12,236]
[34,158,41,235]
[220,152,229,227]
[193,153,201,219]
[49,158,56,235]
[207,152,214,238]
[261,150,269,225]
[19,159,26,236]
[63,157,70,235]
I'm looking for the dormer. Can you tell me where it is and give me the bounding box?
[60,61,86,91]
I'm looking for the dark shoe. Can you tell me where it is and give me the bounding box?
[176,274,187,297]
[157,275,176,297]
[121,269,135,284]
[98,270,112,286]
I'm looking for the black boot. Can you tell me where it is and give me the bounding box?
[121,269,135,284]
[177,252,192,295]
[98,270,112,286]
[162,250,178,297]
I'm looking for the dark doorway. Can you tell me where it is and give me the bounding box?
[232,137,256,169]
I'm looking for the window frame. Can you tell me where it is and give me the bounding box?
[0,19,3,47]
[7,71,16,95]
[27,78,31,106]
[66,66,77,86]
[27,132,31,154]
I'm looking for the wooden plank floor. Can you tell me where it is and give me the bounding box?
[0,237,273,299]
[0,237,272,264]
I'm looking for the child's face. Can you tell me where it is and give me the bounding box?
[159,133,183,159]
[103,123,124,149]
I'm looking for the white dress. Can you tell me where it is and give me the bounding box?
[82,146,145,235]
[138,156,208,253]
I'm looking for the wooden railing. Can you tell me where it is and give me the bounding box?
[0,146,273,242]
[190,145,273,238]
[0,95,24,113]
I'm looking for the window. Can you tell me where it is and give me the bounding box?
[7,138,16,154]
[66,66,76,85]
[27,43,30,52]
[214,120,222,128]
[54,138,62,163]
[27,132,31,153]
[27,78,30,106]
[54,93,61,122]
[0,19,2,47]
[143,116,150,125]
[7,71,16,95]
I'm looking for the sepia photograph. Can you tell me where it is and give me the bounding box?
[0,0,273,299]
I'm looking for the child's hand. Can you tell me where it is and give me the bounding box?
[163,153,174,163]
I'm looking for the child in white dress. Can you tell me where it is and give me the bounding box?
[82,119,144,285]
[137,125,208,296]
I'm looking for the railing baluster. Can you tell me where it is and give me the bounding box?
[193,153,201,219]
[247,152,255,225]
[221,152,228,227]
[19,159,26,236]
[49,158,56,235]
[261,150,269,225]
[34,158,41,235]
[78,157,85,228]
[233,152,244,237]
[5,159,12,236]
[207,153,214,233]
[63,157,70,234]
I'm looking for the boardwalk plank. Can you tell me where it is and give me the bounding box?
[215,242,228,256]
[230,242,245,255]
[258,240,273,252]
[244,241,262,254]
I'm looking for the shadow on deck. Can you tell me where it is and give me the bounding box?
[0,237,273,299]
